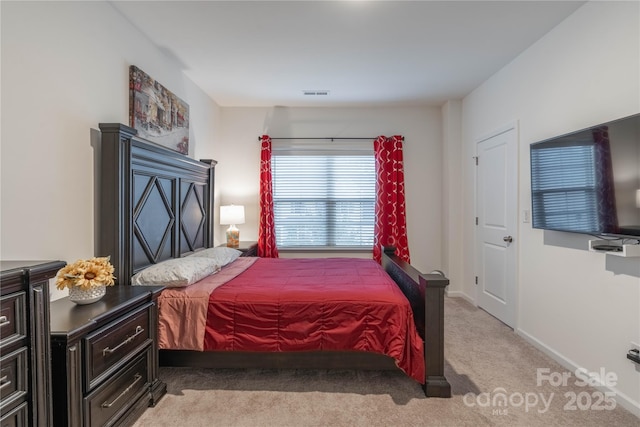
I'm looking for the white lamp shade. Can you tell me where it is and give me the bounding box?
[220,205,245,225]
[636,189,640,208]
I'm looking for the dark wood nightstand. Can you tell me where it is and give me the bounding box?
[219,241,258,257]
[50,286,166,427]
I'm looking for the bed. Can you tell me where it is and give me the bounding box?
[97,123,451,397]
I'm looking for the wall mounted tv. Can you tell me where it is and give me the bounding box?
[530,113,640,239]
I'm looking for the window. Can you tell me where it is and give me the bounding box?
[272,154,375,249]
[530,141,598,232]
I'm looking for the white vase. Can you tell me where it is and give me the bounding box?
[68,284,106,305]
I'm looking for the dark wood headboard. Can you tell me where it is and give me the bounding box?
[98,123,216,285]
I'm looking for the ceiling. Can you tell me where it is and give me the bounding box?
[111,1,585,107]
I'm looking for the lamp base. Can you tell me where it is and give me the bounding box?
[226,225,239,248]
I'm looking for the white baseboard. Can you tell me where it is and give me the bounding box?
[516,328,640,418]
[445,290,476,306]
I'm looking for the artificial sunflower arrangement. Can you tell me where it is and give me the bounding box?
[56,257,116,290]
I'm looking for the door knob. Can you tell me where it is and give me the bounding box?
[503,236,513,243]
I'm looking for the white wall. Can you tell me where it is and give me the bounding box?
[216,106,444,273]
[460,1,640,414]
[0,2,220,299]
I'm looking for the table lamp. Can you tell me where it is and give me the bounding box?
[220,205,245,248]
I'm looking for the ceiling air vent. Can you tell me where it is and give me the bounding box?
[303,90,330,96]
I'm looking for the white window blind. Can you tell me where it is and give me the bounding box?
[531,143,598,232]
[272,154,375,249]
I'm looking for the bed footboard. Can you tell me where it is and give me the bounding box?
[381,246,451,398]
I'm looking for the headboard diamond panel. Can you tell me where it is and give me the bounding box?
[180,181,207,253]
[133,174,176,267]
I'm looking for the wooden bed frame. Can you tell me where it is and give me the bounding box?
[97,123,451,398]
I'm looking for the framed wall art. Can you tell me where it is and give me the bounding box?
[129,65,189,154]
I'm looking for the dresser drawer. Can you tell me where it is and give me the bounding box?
[83,350,150,427]
[0,347,27,412]
[0,401,28,427]
[84,303,152,390]
[0,292,26,350]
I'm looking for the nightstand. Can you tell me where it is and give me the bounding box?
[50,286,166,426]
[219,241,258,257]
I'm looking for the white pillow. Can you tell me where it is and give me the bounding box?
[131,257,219,287]
[187,246,242,267]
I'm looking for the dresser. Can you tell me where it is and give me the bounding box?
[50,286,166,426]
[0,260,65,427]
[218,241,258,257]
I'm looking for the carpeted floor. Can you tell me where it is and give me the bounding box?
[133,297,638,426]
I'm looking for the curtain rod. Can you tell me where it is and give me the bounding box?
[258,137,404,141]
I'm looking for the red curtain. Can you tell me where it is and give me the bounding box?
[373,135,410,263]
[258,135,279,258]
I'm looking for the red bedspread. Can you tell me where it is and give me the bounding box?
[203,257,425,383]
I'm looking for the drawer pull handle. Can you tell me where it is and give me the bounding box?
[0,375,11,390]
[102,325,145,357]
[101,373,142,408]
[0,316,9,327]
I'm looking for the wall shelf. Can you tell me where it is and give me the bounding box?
[588,239,640,257]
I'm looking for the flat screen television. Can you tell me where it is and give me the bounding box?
[530,113,640,239]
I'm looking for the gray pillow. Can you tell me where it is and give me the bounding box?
[131,257,219,287]
[187,246,242,267]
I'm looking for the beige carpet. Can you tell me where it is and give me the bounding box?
[133,297,638,426]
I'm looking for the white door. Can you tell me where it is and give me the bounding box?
[476,125,518,328]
